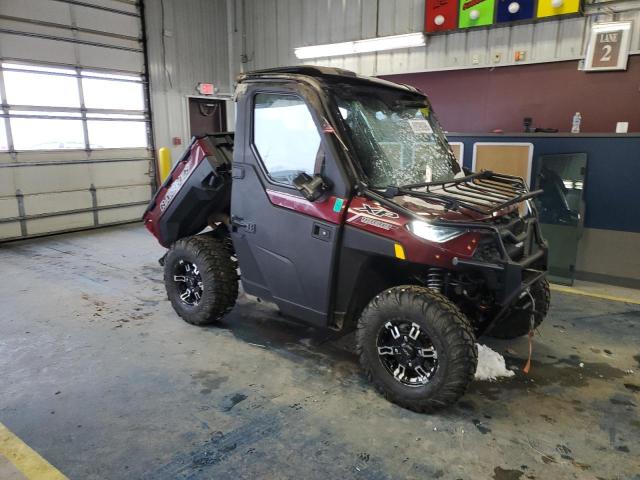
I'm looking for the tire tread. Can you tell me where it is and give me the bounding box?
[164,234,238,325]
[356,286,477,413]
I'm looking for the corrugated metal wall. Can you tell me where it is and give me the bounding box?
[144,0,232,159]
[144,0,640,155]
[236,0,640,76]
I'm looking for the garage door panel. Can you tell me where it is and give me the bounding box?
[8,151,91,164]
[98,204,146,224]
[0,197,19,218]
[0,170,16,196]
[75,9,141,38]
[0,19,73,39]
[0,221,21,240]
[23,191,93,216]
[0,23,139,54]
[89,149,152,161]
[76,32,140,50]
[78,45,144,72]
[0,33,77,65]
[90,161,150,189]
[27,212,94,235]
[8,150,152,164]
[14,164,91,195]
[0,0,71,25]
[82,0,139,15]
[96,185,150,207]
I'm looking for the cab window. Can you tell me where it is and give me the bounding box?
[253,93,321,186]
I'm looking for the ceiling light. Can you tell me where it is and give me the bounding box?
[294,33,426,59]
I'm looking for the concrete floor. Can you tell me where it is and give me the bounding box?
[1,224,639,480]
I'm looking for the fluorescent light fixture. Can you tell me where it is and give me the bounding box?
[294,32,425,59]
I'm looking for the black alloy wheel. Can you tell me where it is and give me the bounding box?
[163,234,238,326]
[173,260,204,306]
[356,286,477,412]
[376,320,439,386]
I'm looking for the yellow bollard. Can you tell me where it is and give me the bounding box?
[158,147,172,182]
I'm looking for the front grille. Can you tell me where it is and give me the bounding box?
[473,212,534,263]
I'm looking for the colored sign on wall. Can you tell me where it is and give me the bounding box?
[424,0,582,34]
[496,0,535,23]
[537,0,581,18]
[458,0,496,29]
[425,0,459,33]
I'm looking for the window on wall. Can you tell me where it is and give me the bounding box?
[11,115,85,150]
[81,72,145,110]
[253,93,321,186]
[0,62,148,151]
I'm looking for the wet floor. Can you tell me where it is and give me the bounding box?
[0,224,638,479]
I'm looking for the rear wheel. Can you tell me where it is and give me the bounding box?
[356,286,477,413]
[486,278,550,339]
[164,235,238,325]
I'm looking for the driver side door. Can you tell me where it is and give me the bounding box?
[230,87,346,327]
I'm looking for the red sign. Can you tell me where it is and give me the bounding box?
[425,0,459,33]
[197,82,215,95]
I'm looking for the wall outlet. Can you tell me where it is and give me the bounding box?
[493,52,502,63]
[515,50,526,62]
[472,54,480,65]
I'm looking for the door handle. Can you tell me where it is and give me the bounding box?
[311,222,332,241]
[231,216,255,233]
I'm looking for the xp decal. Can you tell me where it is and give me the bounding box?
[347,201,403,231]
[353,203,400,219]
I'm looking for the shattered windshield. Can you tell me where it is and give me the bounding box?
[333,85,461,189]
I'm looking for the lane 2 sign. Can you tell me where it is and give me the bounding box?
[584,22,633,72]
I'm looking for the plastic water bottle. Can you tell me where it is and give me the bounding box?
[571,112,582,133]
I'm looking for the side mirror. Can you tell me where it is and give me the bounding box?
[293,172,330,202]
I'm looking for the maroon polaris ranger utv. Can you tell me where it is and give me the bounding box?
[144,66,549,412]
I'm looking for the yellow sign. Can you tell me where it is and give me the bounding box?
[537,0,580,18]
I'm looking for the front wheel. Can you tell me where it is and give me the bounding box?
[356,286,477,413]
[164,235,238,325]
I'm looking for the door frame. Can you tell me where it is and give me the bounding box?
[182,95,234,140]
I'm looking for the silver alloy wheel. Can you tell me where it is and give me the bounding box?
[173,260,204,306]
[376,320,439,387]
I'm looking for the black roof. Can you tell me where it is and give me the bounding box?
[238,65,421,95]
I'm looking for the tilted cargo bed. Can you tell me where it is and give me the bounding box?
[143,133,234,247]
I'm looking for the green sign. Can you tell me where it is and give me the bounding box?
[458,0,496,28]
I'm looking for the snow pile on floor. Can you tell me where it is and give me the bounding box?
[474,344,515,381]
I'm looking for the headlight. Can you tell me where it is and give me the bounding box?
[408,220,465,243]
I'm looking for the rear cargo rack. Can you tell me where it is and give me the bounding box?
[384,170,543,215]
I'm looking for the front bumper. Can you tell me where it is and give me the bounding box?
[449,213,549,308]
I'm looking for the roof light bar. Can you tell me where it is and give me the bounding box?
[294,32,426,59]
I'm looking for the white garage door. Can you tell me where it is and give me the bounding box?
[0,0,154,241]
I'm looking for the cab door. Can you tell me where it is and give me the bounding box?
[230,85,348,327]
